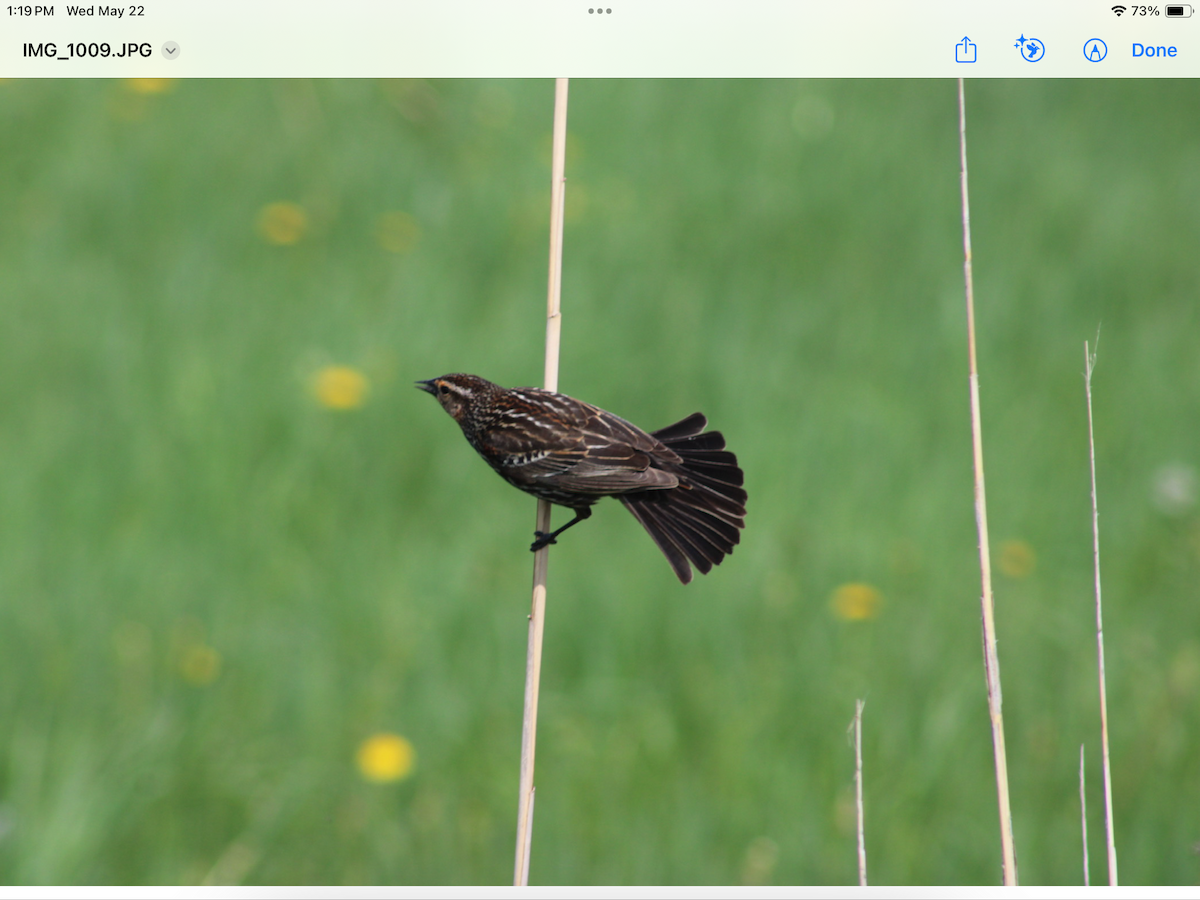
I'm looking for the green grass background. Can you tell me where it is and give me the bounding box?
[1,78,1199,885]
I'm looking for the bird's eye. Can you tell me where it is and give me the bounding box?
[438,384,450,395]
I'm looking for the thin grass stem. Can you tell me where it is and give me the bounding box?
[853,699,867,887]
[1080,744,1090,887]
[1085,339,1118,886]
[513,77,569,887]
[958,77,1019,886]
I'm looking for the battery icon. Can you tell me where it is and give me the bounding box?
[1166,4,1193,15]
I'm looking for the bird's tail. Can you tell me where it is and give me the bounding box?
[619,413,747,584]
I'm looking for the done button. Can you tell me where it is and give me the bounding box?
[1132,43,1179,58]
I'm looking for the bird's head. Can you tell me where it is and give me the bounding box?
[416,373,499,423]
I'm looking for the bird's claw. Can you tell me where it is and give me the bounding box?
[530,531,557,552]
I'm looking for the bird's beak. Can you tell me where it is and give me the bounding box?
[415,379,439,395]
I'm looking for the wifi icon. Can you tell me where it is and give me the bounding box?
[1112,4,1127,13]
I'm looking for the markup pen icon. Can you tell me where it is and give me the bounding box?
[1084,39,1108,62]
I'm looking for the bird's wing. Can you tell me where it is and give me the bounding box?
[495,439,679,494]
[485,396,679,494]
[536,457,679,493]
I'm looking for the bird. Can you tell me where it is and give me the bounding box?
[417,373,746,584]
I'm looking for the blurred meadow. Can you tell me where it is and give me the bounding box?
[1,78,1199,885]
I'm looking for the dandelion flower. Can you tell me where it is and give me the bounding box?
[830,582,882,621]
[997,539,1036,579]
[357,733,416,783]
[741,836,779,886]
[258,202,308,246]
[179,643,221,686]
[313,365,369,410]
[125,78,176,95]
[376,211,421,254]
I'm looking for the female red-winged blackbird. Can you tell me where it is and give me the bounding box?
[418,374,746,584]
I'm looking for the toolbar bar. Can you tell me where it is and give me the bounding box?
[3,1,1196,77]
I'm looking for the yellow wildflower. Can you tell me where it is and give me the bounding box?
[357,733,416,783]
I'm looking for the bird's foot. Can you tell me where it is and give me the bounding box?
[530,531,558,552]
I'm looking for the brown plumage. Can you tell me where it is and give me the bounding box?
[417,373,746,584]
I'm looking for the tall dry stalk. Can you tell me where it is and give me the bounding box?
[957,77,1019,886]
[513,77,569,887]
[853,699,867,887]
[1084,339,1118,886]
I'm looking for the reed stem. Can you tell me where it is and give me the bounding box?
[513,76,569,887]
[958,77,1018,886]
